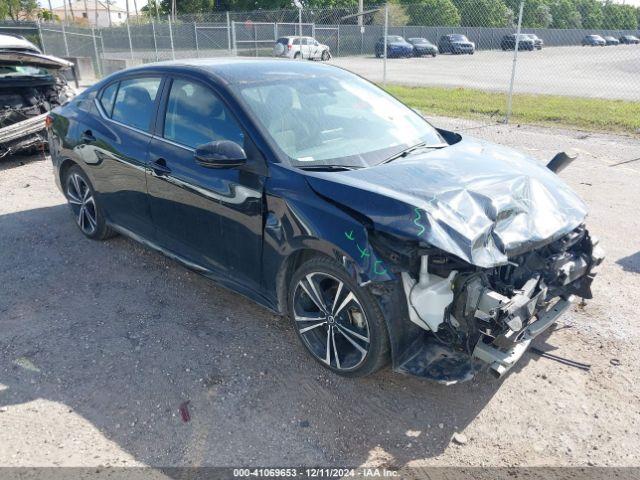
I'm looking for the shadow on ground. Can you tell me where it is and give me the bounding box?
[0,204,553,468]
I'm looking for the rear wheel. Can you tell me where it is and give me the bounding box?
[321,50,330,61]
[64,165,115,240]
[288,256,389,377]
[294,52,301,59]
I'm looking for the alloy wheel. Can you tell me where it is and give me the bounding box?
[292,272,370,371]
[66,173,97,235]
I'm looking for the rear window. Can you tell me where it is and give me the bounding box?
[111,77,161,132]
[276,38,289,45]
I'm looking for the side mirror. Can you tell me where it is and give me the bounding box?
[194,140,247,168]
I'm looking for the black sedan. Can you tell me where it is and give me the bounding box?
[46,59,603,383]
[582,34,606,46]
[375,36,413,58]
[603,35,620,46]
[619,35,640,44]
[500,34,535,51]
[407,37,438,57]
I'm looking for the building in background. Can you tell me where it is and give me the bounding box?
[51,1,127,27]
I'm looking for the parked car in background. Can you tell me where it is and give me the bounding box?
[500,34,535,51]
[375,36,414,58]
[273,36,331,61]
[47,58,604,383]
[602,36,619,46]
[407,38,438,57]
[582,34,606,46]
[523,33,544,49]
[438,34,475,54]
[0,33,76,158]
[619,35,640,44]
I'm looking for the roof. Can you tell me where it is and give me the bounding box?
[121,58,349,85]
[52,0,126,12]
[0,34,41,53]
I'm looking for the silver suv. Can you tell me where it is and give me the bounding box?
[273,36,331,61]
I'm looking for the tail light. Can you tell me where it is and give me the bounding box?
[45,115,54,128]
[287,44,292,50]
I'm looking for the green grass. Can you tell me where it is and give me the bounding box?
[384,84,640,135]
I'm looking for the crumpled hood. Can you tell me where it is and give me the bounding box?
[0,51,73,70]
[305,136,587,268]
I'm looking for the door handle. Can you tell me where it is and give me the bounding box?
[151,158,171,176]
[80,130,95,142]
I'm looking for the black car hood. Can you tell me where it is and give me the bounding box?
[304,136,587,268]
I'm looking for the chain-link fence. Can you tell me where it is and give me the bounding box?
[2,1,639,135]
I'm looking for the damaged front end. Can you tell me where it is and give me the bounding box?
[394,225,604,383]
[0,50,75,158]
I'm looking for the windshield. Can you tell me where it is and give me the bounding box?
[450,35,468,41]
[233,72,444,168]
[0,64,50,77]
[409,38,428,43]
[386,36,404,42]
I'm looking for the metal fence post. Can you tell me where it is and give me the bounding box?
[61,22,70,57]
[126,17,134,60]
[231,21,237,56]
[168,15,175,60]
[91,26,102,77]
[298,6,302,60]
[99,31,106,76]
[194,22,199,57]
[151,21,158,61]
[337,25,340,57]
[505,1,524,124]
[226,11,232,51]
[36,19,46,55]
[383,4,388,86]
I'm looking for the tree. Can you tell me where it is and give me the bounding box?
[2,0,39,21]
[506,0,552,28]
[373,1,409,26]
[550,0,582,28]
[602,2,638,30]
[401,0,460,26]
[575,0,602,29]
[453,0,511,27]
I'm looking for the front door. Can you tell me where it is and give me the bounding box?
[146,77,266,292]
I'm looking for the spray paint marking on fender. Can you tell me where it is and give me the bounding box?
[413,207,426,236]
[344,230,387,277]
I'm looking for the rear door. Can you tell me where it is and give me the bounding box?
[84,76,163,240]
[146,75,266,291]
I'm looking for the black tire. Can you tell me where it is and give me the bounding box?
[321,50,330,61]
[375,50,381,58]
[287,255,390,377]
[63,165,116,240]
[294,52,301,59]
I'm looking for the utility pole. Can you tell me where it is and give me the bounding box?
[358,0,363,27]
[505,1,524,124]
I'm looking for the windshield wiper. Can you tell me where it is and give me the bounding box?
[380,142,447,165]
[297,164,363,172]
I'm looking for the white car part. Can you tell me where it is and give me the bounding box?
[401,255,456,332]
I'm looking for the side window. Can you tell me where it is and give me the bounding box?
[163,78,244,149]
[100,82,118,117]
[112,77,161,132]
[292,38,300,45]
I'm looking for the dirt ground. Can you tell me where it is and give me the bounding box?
[0,117,639,471]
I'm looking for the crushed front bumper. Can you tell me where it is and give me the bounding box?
[472,298,571,378]
[0,112,48,157]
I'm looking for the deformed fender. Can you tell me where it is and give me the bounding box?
[261,166,416,368]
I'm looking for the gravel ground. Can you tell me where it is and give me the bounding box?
[0,118,639,471]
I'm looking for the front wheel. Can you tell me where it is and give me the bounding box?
[64,165,115,240]
[288,256,390,377]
